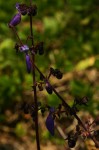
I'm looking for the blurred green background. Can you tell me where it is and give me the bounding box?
[0,0,99,149]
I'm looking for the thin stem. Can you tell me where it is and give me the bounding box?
[34,64,99,147]
[11,27,23,45]
[29,1,40,150]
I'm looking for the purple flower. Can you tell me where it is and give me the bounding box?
[16,3,20,10]
[45,114,54,136]
[19,45,29,52]
[16,3,27,15]
[9,13,21,27]
[25,54,31,73]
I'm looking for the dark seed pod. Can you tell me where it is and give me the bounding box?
[37,42,44,55]
[50,68,63,79]
[14,43,19,53]
[54,69,60,74]
[55,71,63,79]
[54,69,63,79]
[68,139,76,148]
[28,5,37,16]
[45,82,53,94]
[50,67,56,76]
[67,133,77,148]
[9,13,21,27]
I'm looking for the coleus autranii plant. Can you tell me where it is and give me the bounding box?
[8,1,99,150]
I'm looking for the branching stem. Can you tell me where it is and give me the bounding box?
[34,64,99,147]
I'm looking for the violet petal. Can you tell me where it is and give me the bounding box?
[25,54,31,73]
[19,45,29,52]
[45,114,54,136]
[9,13,21,27]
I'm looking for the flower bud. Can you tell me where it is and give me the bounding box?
[67,133,77,148]
[50,67,55,76]
[36,42,44,55]
[50,68,63,79]
[9,13,21,27]
[19,45,29,52]
[45,82,53,94]
[49,107,55,113]
[46,114,54,136]
[28,5,37,16]
[68,139,76,148]
[55,70,63,79]
[25,54,31,73]
[14,43,19,53]
[16,3,27,15]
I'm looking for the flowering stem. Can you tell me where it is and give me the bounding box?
[34,64,99,147]
[29,1,40,150]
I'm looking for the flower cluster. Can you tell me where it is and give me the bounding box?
[9,1,99,149]
[50,67,63,79]
[9,3,37,27]
[9,3,44,74]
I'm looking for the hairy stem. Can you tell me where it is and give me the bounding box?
[29,1,40,150]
